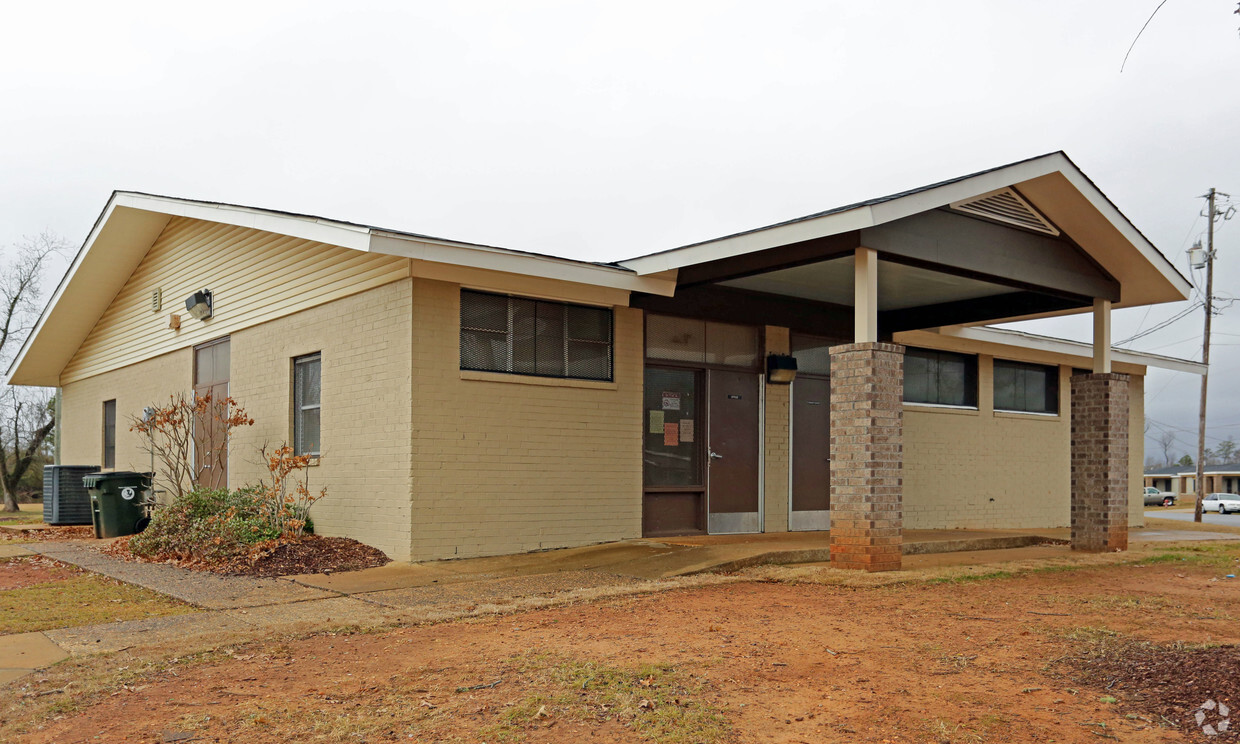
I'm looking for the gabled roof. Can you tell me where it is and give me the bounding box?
[5,191,678,387]
[619,151,1192,316]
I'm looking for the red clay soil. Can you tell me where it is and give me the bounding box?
[22,560,1240,744]
[0,556,80,590]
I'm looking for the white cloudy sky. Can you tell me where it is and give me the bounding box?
[2,1,1238,463]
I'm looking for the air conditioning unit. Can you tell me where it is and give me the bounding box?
[43,465,101,525]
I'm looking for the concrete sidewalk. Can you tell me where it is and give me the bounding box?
[5,524,1237,686]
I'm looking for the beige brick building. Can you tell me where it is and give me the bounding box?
[9,153,1202,568]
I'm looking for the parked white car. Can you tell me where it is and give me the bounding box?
[1203,493,1240,515]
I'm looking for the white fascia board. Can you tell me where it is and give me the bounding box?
[112,193,373,252]
[370,232,678,296]
[1052,164,1193,299]
[617,155,1069,276]
[937,325,1206,375]
[618,206,877,275]
[5,196,126,386]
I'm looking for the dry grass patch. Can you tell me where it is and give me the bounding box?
[0,572,194,635]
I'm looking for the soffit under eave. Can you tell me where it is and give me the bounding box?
[1014,171,1190,308]
[7,206,171,387]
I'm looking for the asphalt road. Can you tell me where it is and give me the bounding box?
[1145,509,1240,527]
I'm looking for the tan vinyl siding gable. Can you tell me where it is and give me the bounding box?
[61,216,410,384]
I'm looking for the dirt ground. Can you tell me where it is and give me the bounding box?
[0,555,80,590]
[12,546,1240,744]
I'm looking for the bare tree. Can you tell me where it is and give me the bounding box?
[1156,429,1177,467]
[0,233,64,512]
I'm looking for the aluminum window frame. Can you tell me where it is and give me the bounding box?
[460,289,614,382]
[902,347,979,408]
[993,358,1060,415]
[293,352,322,457]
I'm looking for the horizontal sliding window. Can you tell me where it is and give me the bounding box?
[903,347,978,408]
[994,359,1059,414]
[460,290,613,381]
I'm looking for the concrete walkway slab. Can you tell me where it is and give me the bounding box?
[29,542,337,609]
[45,613,256,655]
[361,570,640,610]
[0,544,35,558]
[0,632,69,674]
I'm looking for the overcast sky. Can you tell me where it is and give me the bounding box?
[1,1,1237,464]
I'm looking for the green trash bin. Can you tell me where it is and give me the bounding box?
[83,472,153,539]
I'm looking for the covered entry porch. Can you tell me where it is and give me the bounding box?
[623,153,1192,570]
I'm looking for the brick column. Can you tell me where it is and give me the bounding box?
[829,342,903,571]
[1071,373,1130,552]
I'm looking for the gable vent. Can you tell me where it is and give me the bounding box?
[949,188,1059,236]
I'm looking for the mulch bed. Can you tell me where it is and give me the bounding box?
[1068,640,1240,740]
[102,534,390,578]
[234,535,390,577]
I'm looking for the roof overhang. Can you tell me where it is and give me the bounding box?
[924,325,1206,375]
[619,152,1191,320]
[6,191,677,387]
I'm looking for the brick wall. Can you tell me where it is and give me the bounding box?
[61,281,417,561]
[407,278,643,561]
[60,349,192,474]
[763,326,790,533]
[1070,373,1130,552]
[829,342,903,571]
[229,280,415,561]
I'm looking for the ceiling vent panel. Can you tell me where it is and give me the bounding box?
[949,188,1060,236]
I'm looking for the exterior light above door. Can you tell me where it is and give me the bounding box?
[766,353,797,385]
[184,289,213,320]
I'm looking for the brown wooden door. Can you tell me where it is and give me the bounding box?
[791,375,831,530]
[706,369,760,533]
[193,338,230,490]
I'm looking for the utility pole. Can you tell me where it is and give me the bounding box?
[1195,189,1219,522]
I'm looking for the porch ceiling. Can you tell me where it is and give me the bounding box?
[719,256,1014,311]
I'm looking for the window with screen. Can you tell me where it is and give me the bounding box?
[102,399,116,469]
[293,353,321,456]
[903,348,978,407]
[994,359,1059,414]
[460,290,613,381]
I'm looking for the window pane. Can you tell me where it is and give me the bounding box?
[510,298,537,374]
[294,354,322,456]
[195,346,214,386]
[994,360,1057,413]
[643,368,700,487]
[297,358,321,406]
[645,315,706,363]
[790,334,838,376]
[298,407,321,456]
[567,340,611,379]
[460,291,507,331]
[903,351,931,403]
[993,363,1018,411]
[535,301,566,376]
[103,399,116,469]
[903,348,977,407]
[705,321,759,367]
[567,305,611,342]
[461,329,507,371]
[460,290,612,380]
[937,356,967,406]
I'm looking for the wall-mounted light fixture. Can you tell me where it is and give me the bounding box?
[184,289,213,320]
[766,353,798,385]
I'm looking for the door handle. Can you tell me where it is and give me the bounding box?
[709,451,723,461]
